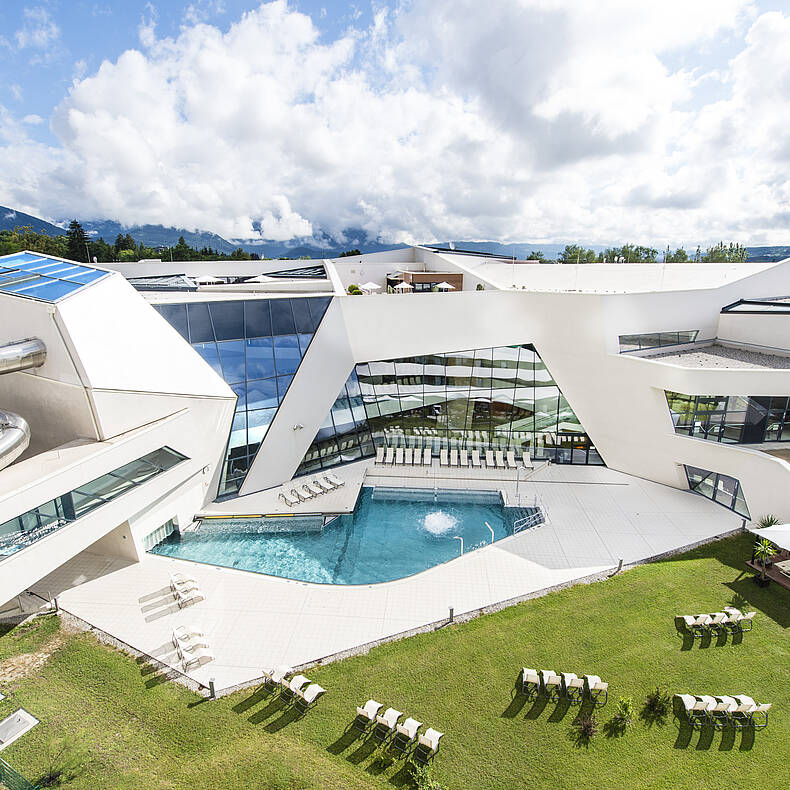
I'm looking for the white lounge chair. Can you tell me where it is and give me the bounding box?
[561,672,585,703]
[485,450,495,468]
[172,624,207,652]
[305,481,324,496]
[506,450,517,469]
[459,449,469,466]
[471,449,481,467]
[295,683,326,714]
[325,472,345,488]
[353,699,382,731]
[710,695,737,729]
[521,667,540,698]
[299,485,316,500]
[522,451,533,469]
[495,450,505,468]
[413,446,423,465]
[539,669,562,700]
[375,447,385,465]
[440,449,449,466]
[261,664,292,690]
[385,447,395,464]
[727,610,755,633]
[423,447,431,465]
[181,645,214,670]
[313,478,333,493]
[279,491,299,507]
[450,449,458,466]
[583,674,608,706]
[395,448,404,465]
[169,572,198,594]
[373,707,402,742]
[293,487,310,502]
[675,693,708,728]
[404,448,413,464]
[748,702,771,729]
[392,716,422,755]
[414,727,443,764]
[174,585,203,608]
[281,674,310,702]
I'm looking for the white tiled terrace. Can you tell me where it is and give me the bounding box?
[29,465,742,693]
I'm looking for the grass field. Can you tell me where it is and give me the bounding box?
[1,533,788,790]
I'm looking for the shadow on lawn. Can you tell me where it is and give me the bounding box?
[232,686,269,714]
[327,725,363,755]
[501,675,527,718]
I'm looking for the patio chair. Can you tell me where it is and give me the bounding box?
[169,571,198,594]
[506,450,517,469]
[706,612,728,636]
[174,585,204,608]
[181,645,214,670]
[392,717,422,756]
[375,447,385,464]
[522,451,533,469]
[694,695,718,726]
[521,668,540,699]
[710,695,738,729]
[684,613,712,638]
[295,683,326,714]
[314,478,333,493]
[261,665,292,691]
[413,728,443,765]
[395,448,404,465]
[450,448,458,466]
[172,624,207,652]
[731,695,757,729]
[485,450,495,468]
[731,611,756,633]
[423,447,432,465]
[326,472,345,488]
[300,485,317,500]
[561,672,585,704]
[373,707,402,742]
[385,447,395,464]
[412,445,422,465]
[281,674,311,703]
[539,669,562,701]
[748,702,771,729]
[279,491,299,507]
[440,449,449,466]
[471,449,482,467]
[405,448,413,465]
[353,699,382,732]
[293,487,310,502]
[675,693,708,728]
[305,481,324,497]
[459,449,469,466]
[583,674,608,707]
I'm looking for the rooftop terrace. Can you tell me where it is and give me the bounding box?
[651,343,790,370]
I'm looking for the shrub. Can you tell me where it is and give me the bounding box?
[475,283,484,290]
[571,713,598,745]
[642,686,671,723]
[758,514,780,528]
[410,763,444,790]
[606,697,634,735]
[346,283,362,295]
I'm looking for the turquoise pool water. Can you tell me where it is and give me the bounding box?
[150,487,514,584]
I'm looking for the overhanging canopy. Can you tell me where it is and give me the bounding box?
[747,524,790,552]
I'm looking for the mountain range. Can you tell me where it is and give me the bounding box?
[1,205,787,262]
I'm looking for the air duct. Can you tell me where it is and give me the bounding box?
[0,338,47,374]
[0,409,30,470]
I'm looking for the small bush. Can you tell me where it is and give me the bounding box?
[571,713,598,745]
[346,283,363,295]
[758,514,780,528]
[642,687,671,724]
[475,283,484,290]
[606,697,634,736]
[410,763,443,790]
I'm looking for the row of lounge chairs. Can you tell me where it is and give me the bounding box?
[521,668,608,706]
[353,699,443,764]
[279,472,345,507]
[679,607,755,638]
[676,693,770,730]
[375,445,533,469]
[260,665,326,714]
[172,624,214,670]
[169,572,204,608]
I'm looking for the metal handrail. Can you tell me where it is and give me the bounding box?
[0,756,39,790]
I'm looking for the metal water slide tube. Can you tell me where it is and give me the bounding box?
[0,338,46,470]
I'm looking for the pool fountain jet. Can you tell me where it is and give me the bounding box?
[422,510,459,536]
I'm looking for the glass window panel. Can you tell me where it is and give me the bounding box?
[245,337,275,379]
[141,447,186,470]
[228,411,248,449]
[276,374,294,400]
[156,304,189,339]
[273,335,301,375]
[244,300,272,338]
[307,296,332,330]
[270,300,296,335]
[208,301,244,340]
[74,472,136,502]
[36,500,63,527]
[291,299,314,333]
[247,408,275,445]
[70,491,105,519]
[231,382,246,410]
[297,333,314,355]
[714,473,737,509]
[111,458,160,484]
[246,379,278,410]
[186,302,214,343]
[217,340,246,383]
[192,342,223,376]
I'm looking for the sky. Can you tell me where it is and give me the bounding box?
[1,0,789,248]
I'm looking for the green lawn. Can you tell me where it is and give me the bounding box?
[1,534,788,790]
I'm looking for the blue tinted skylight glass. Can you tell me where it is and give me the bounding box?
[0,253,108,302]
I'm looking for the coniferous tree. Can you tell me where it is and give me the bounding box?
[65,220,90,262]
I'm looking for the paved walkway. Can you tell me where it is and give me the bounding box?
[30,466,742,693]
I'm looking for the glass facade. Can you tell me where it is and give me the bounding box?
[684,465,750,518]
[619,330,698,353]
[155,297,332,495]
[0,447,187,560]
[667,391,790,444]
[297,344,602,475]
[0,252,107,301]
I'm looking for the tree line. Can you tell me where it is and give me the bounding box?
[547,241,748,264]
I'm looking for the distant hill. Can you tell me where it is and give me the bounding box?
[0,206,65,236]
[82,219,239,254]
[746,246,790,262]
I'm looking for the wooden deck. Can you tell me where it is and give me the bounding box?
[746,559,790,591]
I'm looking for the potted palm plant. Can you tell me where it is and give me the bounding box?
[753,538,777,587]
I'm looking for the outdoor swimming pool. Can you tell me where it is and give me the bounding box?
[150,487,527,584]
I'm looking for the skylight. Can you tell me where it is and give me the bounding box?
[0,251,108,302]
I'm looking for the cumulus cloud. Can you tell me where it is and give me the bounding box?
[1,0,790,246]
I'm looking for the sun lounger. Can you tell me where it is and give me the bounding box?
[281,674,310,703]
[521,668,540,699]
[172,625,207,652]
[681,614,711,638]
[181,645,214,670]
[495,450,505,468]
[561,672,585,703]
[261,665,292,690]
[392,717,422,755]
[412,446,422,465]
[279,491,299,507]
[707,612,727,636]
[293,487,310,502]
[748,702,771,729]
[539,669,562,701]
[325,472,345,488]
[731,694,757,729]
[299,485,316,500]
[295,683,326,714]
[413,727,443,765]
[440,449,449,466]
[404,448,413,464]
[506,450,517,469]
[375,446,385,465]
[727,611,755,633]
[522,451,533,469]
[423,447,431,465]
[583,674,608,706]
[485,450,495,468]
[305,481,324,496]
[169,572,198,593]
[459,449,469,466]
[314,478,333,493]
[373,707,402,742]
[471,449,481,467]
[395,447,404,465]
[675,693,708,728]
[174,585,203,608]
[353,699,382,731]
[449,448,457,466]
[385,447,395,464]
[710,695,737,729]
